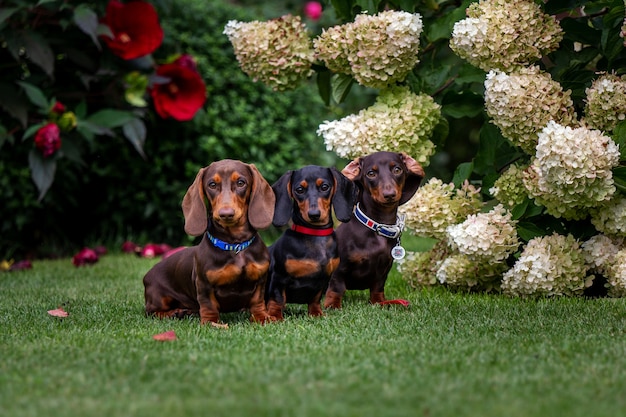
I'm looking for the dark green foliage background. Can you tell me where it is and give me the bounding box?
[0,0,334,258]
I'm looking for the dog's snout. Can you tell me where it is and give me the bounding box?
[307,208,321,221]
[218,207,236,220]
[382,187,397,200]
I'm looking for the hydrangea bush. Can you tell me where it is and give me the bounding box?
[213,0,625,297]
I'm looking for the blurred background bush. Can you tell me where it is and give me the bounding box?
[0,0,337,259]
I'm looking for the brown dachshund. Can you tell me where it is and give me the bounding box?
[324,152,424,309]
[143,159,276,326]
[266,165,356,320]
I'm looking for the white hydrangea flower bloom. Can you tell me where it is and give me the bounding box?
[584,73,626,134]
[400,178,483,240]
[317,86,440,163]
[581,234,623,275]
[605,249,626,297]
[436,254,507,291]
[396,241,452,288]
[224,15,314,91]
[449,0,563,72]
[484,67,578,154]
[489,164,528,208]
[502,233,592,297]
[314,10,423,88]
[446,204,520,262]
[590,196,626,238]
[525,121,620,219]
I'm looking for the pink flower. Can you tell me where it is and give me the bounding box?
[72,247,99,266]
[34,123,61,158]
[304,1,322,20]
[140,243,171,258]
[121,241,139,253]
[51,102,66,114]
[9,260,33,271]
[100,0,164,60]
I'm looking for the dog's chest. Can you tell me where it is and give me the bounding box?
[204,252,269,286]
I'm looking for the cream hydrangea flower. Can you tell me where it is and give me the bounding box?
[502,233,592,297]
[449,0,563,72]
[605,249,626,297]
[581,234,623,275]
[396,241,451,288]
[436,254,507,292]
[583,73,626,134]
[590,196,626,238]
[223,15,314,91]
[400,178,483,239]
[524,121,620,219]
[484,67,578,154]
[317,86,440,163]
[314,10,423,88]
[446,204,520,262]
[489,164,528,208]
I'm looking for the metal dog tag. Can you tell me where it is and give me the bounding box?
[391,244,406,260]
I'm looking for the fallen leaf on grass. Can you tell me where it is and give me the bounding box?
[210,322,229,329]
[379,299,410,307]
[153,330,177,341]
[47,307,69,317]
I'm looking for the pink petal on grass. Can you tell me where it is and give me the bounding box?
[379,299,410,307]
[47,307,69,317]
[153,330,177,341]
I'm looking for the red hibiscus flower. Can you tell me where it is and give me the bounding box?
[150,58,206,121]
[34,123,61,158]
[100,0,164,60]
[72,247,99,266]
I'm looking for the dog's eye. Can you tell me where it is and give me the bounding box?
[366,170,377,178]
[320,183,330,192]
[392,166,403,175]
[236,179,246,188]
[208,181,218,189]
[295,186,305,194]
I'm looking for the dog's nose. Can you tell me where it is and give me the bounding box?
[382,189,397,201]
[218,207,236,220]
[308,208,321,221]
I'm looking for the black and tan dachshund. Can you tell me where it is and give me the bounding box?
[324,152,424,309]
[267,165,356,320]
[143,159,276,326]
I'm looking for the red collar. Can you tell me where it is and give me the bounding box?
[291,224,334,236]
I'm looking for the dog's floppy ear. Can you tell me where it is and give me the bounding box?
[247,163,276,230]
[399,152,425,205]
[182,166,209,236]
[271,171,293,227]
[341,158,362,181]
[330,167,357,223]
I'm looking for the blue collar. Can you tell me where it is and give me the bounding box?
[353,203,404,240]
[206,231,255,253]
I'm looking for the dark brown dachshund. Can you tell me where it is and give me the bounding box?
[267,165,356,320]
[143,159,275,326]
[324,152,424,309]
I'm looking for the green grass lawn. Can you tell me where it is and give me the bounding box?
[1,253,625,417]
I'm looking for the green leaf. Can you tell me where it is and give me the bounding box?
[613,166,626,193]
[316,70,332,106]
[331,74,353,105]
[28,149,56,201]
[441,91,485,118]
[122,118,147,159]
[86,109,136,129]
[0,82,29,127]
[16,81,50,111]
[452,161,473,187]
[0,7,20,25]
[22,122,46,141]
[516,221,547,242]
[425,5,466,42]
[6,30,55,79]
[73,4,101,49]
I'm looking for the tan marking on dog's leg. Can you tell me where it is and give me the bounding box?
[325,257,340,276]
